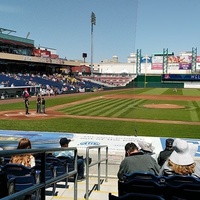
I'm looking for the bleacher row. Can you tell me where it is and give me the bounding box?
[80,75,135,87]
[0,73,105,97]
[109,172,200,200]
[1,152,200,199]
[0,154,76,199]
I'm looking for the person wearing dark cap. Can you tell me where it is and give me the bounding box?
[157,138,174,167]
[53,137,85,181]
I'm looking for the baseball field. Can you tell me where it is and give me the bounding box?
[0,88,200,139]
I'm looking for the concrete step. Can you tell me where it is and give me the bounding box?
[46,177,118,200]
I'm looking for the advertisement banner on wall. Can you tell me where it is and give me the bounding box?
[168,64,179,69]
[151,63,163,70]
[179,63,191,70]
[140,56,152,63]
[151,56,163,70]
[168,56,180,63]
[178,55,192,70]
[152,56,163,63]
[196,56,200,63]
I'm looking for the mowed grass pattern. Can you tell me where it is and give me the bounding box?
[59,93,200,122]
[1,88,200,138]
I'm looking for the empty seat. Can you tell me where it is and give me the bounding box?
[35,159,57,195]
[46,156,69,187]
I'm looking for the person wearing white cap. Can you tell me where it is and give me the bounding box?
[159,139,200,177]
[138,138,157,161]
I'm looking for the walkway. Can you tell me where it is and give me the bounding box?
[46,177,118,200]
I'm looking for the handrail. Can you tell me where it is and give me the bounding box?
[0,147,78,200]
[85,145,108,200]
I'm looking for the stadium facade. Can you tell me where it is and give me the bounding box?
[1,27,200,90]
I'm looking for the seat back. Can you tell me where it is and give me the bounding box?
[3,156,11,165]
[118,173,166,197]
[123,172,163,183]
[166,183,200,199]
[164,175,200,199]
[3,163,34,178]
[165,174,200,186]
[3,163,39,198]
[55,156,75,172]
[0,171,9,198]
[35,159,57,195]
[11,175,35,192]
[46,156,68,177]
[109,192,165,200]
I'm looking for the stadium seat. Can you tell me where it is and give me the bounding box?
[164,174,200,186]
[35,159,57,195]
[109,192,165,200]
[166,183,200,199]
[56,156,75,172]
[164,175,200,199]
[46,155,69,188]
[118,172,166,198]
[0,171,9,198]
[122,172,164,183]
[3,163,40,199]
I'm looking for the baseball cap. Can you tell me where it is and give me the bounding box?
[59,138,71,146]
[166,138,174,147]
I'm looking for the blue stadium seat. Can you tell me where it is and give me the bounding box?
[164,175,200,199]
[46,155,69,188]
[118,172,167,198]
[109,192,165,200]
[3,163,40,199]
[122,172,164,183]
[35,159,57,195]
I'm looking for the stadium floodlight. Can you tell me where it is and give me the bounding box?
[91,12,96,77]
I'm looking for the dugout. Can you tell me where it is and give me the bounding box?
[0,85,40,99]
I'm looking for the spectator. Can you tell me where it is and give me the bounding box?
[10,138,35,167]
[53,137,85,181]
[138,138,157,160]
[125,142,132,157]
[157,138,174,167]
[117,142,160,181]
[10,138,35,200]
[159,139,200,177]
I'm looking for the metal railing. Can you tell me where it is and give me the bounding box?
[0,145,109,200]
[0,147,78,200]
[85,145,108,200]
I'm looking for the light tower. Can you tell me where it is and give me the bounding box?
[91,12,96,76]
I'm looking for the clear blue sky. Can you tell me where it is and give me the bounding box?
[0,0,200,62]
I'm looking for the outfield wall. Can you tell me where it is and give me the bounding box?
[127,75,184,88]
[1,130,200,159]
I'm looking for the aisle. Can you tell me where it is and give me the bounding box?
[46,177,118,200]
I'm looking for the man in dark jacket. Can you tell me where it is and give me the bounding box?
[157,138,174,167]
[117,142,160,181]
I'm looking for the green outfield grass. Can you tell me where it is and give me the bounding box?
[0,88,200,139]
